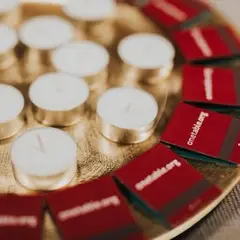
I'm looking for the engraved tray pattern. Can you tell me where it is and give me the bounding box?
[0,1,238,239]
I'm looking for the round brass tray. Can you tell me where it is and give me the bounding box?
[0,0,240,239]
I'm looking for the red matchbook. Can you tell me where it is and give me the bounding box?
[161,102,240,166]
[174,26,240,62]
[0,194,43,240]
[182,64,240,107]
[114,144,221,227]
[123,0,210,30]
[47,176,147,240]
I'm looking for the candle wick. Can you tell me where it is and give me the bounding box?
[36,134,45,153]
[125,103,132,113]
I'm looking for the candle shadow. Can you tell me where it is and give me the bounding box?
[96,132,123,158]
[0,123,27,146]
[64,118,90,142]
[0,135,18,146]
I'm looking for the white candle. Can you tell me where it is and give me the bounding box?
[0,24,18,54]
[11,127,77,190]
[29,72,89,112]
[51,41,109,78]
[118,33,175,69]
[0,0,19,14]
[0,24,18,69]
[62,0,116,21]
[97,87,158,130]
[0,84,24,139]
[29,72,89,126]
[0,84,24,123]
[19,16,75,50]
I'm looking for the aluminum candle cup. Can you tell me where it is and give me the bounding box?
[97,87,159,144]
[0,0,21,28]
[0,24,18,70]
[62,0,116,47]
[118,33,175,85]
[19,15,76,75]
[29,72,89,127]
[11,128,77,191]
[0,84,24,140]
[51,41,109,89]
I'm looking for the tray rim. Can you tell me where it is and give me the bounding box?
[157,170,240,240]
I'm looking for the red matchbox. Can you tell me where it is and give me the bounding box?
[0,194,43,240]
[114,144,221,228]
[47,176,147,240]
[174,26,240,62]
[161,102,240,166]
[125,0,210,31]
[182,64,240,107]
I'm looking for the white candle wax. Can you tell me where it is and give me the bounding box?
[0,24,18,54]
[0,0,19,14]
[29,72,89,111]
[19,16,75,50]
[97,87,158,129]
[118,33,175,69]
[51,41,109,77]
[11,128,77,177]
[62,0,116,21]
[0,84,24,124]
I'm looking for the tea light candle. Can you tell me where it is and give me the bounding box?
[118,33,175,84]
[29,72,89,127]
[19,16,75,75]
[0,84,24,140]
[63,0,115,21]
[11,127,77,191]
[0,24,18,70]
[19,15,75,50]
[62,0,116,47]
[97,87,159,143]
[0,0,19,15]
[0,0,21,28]
[51,41,109,88]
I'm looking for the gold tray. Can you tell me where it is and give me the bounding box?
[0,1,239,239]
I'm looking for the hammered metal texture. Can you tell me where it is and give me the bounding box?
[0,2,238,240]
